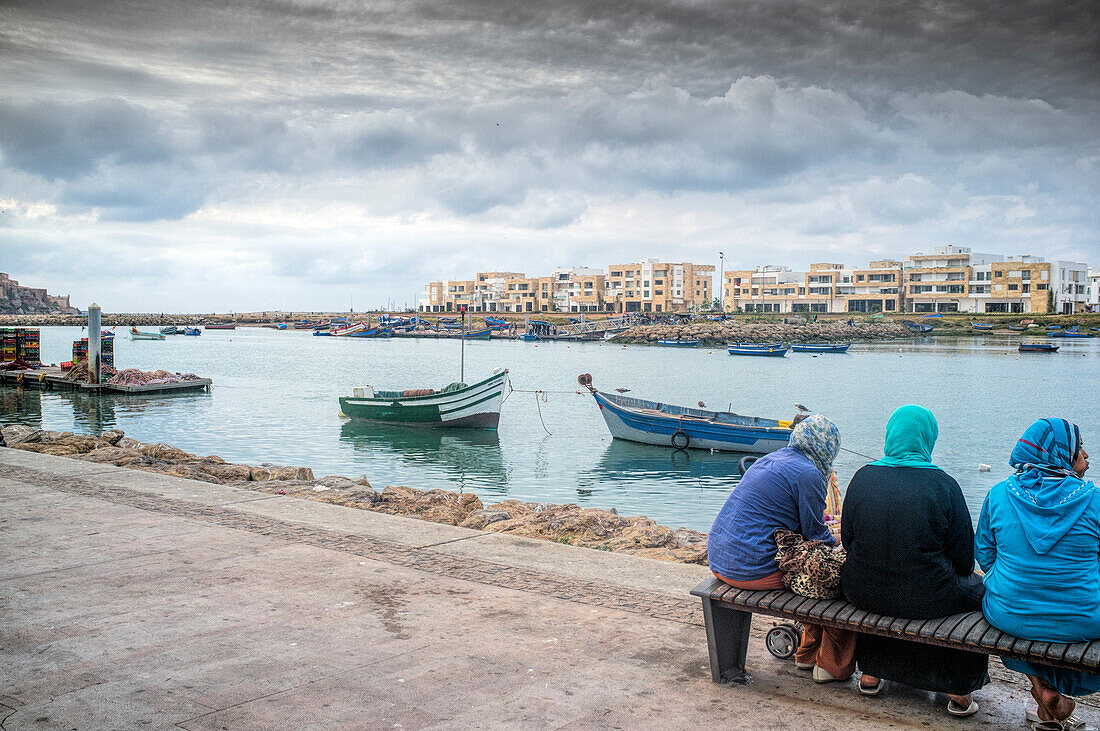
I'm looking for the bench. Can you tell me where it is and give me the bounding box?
[691,576,1100,684]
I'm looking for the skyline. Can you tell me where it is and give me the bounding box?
[1,0,1098,311]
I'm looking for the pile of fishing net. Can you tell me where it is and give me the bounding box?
[108,368,202,386]
[62,360,118,381]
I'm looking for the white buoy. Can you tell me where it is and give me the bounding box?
[978,463,991,472]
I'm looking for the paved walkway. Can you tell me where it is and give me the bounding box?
[0,448,1079,729]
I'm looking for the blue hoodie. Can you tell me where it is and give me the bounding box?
[975,419,1100,642]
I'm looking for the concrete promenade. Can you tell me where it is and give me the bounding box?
[0,448,1084,729]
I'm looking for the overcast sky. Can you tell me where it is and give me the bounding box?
[1,0,1097,312]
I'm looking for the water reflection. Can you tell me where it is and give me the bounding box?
[338,421,507,490]
[0,387,42,427]
[588,439,745,489]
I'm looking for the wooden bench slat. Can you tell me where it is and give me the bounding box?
[833,604,858,624]
[962,618,994,646]
[805,598,843,620]
[932,613,973,642]
[821,601,848,622]
[1080,640,1100,669]
[948,614,986,643]
[1062,641,1091,665]
[1008,636,1035,657]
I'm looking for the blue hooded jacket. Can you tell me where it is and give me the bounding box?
[975,419,1100,642]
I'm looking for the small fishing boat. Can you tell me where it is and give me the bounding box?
[330,322,367,337]
[1020,343,1059,352]
[921,313,943,319]
[160,326,179,335]
[130,327,165,341]
[1007,324,1027,331]
[903,321,934,333]
[1051,330,1093,338]
[339,369,510,429]
[204,323,237,330]
[519,333,539,342]
[1046,324,1062,330]
[454,328,491,340]
[484,316,509,330]
[792,342,851,353]
[183,327,201,336]
[657,338,700,347]
[971,321,995,331]
[727,342,789,357]
[580,375,793,453]
[313,328,333,336]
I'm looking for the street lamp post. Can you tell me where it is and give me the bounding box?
[719,251,725,312]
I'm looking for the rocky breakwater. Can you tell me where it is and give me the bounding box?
[1,425,708,564]
[617,319,910,345]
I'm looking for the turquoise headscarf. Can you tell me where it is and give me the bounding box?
[870,404,941,470]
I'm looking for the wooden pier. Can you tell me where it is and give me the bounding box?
[0,367,211,394]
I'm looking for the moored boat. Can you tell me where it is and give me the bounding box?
[579,375,793,453]
[330,322,367,337]
[339,369,510,429]
[183,327,201,336]
[903,321,934,333]
[1051,330,1093,338]
[453,328,491,340]
[791,342,851,353]
[1007,324,1027,331]
[160,326,179,335]
[130,327,165,341]
[971,321,995,331]
[657,338,700,347]
[1020,343,1059,352]
[204,323,237,330]
[727,342,789,357]
[518,333,539,342]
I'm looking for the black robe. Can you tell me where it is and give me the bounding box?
[841,464,989,695]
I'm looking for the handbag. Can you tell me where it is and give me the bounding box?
[773,529,846,599]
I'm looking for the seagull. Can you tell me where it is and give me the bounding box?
[615,388,631,393]
[698,401,706,408]
[795,403,810,413]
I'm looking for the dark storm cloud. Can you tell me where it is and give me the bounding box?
[0,0,1097,309]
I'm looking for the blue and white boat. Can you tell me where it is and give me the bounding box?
[727,342,789,357]
[518,333,539,342]
[791,342,850,353]
[658,338,700,347]
[581,379,793,453]
[1051,330,1093,338]
[1020,343,1059,352]
[971,321,995,331]
[921,313,943,319]
[904,321,934,333]
[182,327,201,336]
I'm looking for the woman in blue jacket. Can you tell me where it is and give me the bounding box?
[975,418,1098,730]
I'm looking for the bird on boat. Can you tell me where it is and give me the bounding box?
[698,401,706,408]
[614,387,631,393]
[795,403,810,413]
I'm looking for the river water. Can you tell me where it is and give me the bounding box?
[3,326,1097,532]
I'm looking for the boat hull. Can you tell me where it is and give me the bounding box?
[727,343,789,356]
[339,370,509,429]
[592,390,790,453]
[1020,344,1059,352]
[792,343,850,353]
[657,339,699,346]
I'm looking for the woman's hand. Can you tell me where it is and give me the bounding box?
[828,522,843,544]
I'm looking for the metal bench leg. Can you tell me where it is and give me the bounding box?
[701,598,752,684]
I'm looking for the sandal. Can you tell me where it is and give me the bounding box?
[858,678,881,696]
[947,699,979,717]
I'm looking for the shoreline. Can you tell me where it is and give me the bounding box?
[1,424,709,565]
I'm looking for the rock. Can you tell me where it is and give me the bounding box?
[249,465,315,482]
[192,460,253,483]
[100,429,125,445]
[460,509,511,530]
[142,443,194,461]
[375,485,483,525]
[79,447,144,466]
[1,425,41,444]
[116,437,148,450]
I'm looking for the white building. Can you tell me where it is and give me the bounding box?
[1089,269,1100,312]
[1052,261,1090,314]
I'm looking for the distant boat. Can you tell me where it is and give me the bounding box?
[204,323,236,330]
[130,327,165,341]
[1051,330,1093,338]
[658,338,700,347]
[484,316,509,330]
[921,313,943,319]
[1020,343,1059,352]
[581,378,793,453]
[792,342,851,353]
[727,342,789,357]
[519,333,539,342]
[330,322,367,337]
[904,322,934,333]
[182,327,201,336]
[454,328,492,340]
[339,369,509,429]
[1007,324,1027,331]
[160,326,179,335]
[971,321,995,331]
[1046,324,1062,330]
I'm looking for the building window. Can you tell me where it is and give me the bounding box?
[1008,284,1019,291]
[994,271,1003,277]
[1021,271,1031,281]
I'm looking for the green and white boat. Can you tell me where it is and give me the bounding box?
[339,369,510,429]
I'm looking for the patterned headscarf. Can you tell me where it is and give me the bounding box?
[1011,418,1082,478]
[788,414,840,478]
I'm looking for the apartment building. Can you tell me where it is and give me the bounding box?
[606,259,714,313]
[846,261,904,313]
[547,267,606,312]
[417,279,478,312]
[722,265,804,313]
[1051,261,1090,314]
[903,245,1057,314]
[1089,269,1099,312]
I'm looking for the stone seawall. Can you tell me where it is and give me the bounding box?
[616,320,911,344]
[1,424,709,564]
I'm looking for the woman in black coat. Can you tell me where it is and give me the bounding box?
[840,405,987,717]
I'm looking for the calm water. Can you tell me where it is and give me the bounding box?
[3,326,1097,532]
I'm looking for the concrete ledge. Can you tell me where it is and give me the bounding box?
[0,448,1078,730]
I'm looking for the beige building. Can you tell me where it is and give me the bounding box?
[606,259,714,313]
[905,246,1052,314]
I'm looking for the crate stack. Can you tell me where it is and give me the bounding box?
[1,329,17,363]
[72,337,114,368]
[18,328,41,366]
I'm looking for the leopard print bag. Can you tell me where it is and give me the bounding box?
[773,529,846,599]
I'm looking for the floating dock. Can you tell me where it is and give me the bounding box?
[0,367,211,394]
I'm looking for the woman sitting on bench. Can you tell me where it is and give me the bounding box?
[707,415,856,682]
[841,405,988,717]
[976,418,1098,731]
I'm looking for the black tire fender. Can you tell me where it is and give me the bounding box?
[671,429,690,450]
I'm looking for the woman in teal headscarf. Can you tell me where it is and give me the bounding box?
[840,405,988,717]
[976,418,1097,730]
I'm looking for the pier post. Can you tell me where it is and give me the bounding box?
[88,303,102,385]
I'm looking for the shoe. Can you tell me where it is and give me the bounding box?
[947,699,979,718]
[858,678,882,696]
[812,665,838,683]
[794,661,814,670]
[1028,709,1042,723]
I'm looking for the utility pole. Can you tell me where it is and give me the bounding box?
[719,251,725,312]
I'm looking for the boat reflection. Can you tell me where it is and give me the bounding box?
[338,421,507,491]
[0,386,43,428]
[586,439,747,490]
